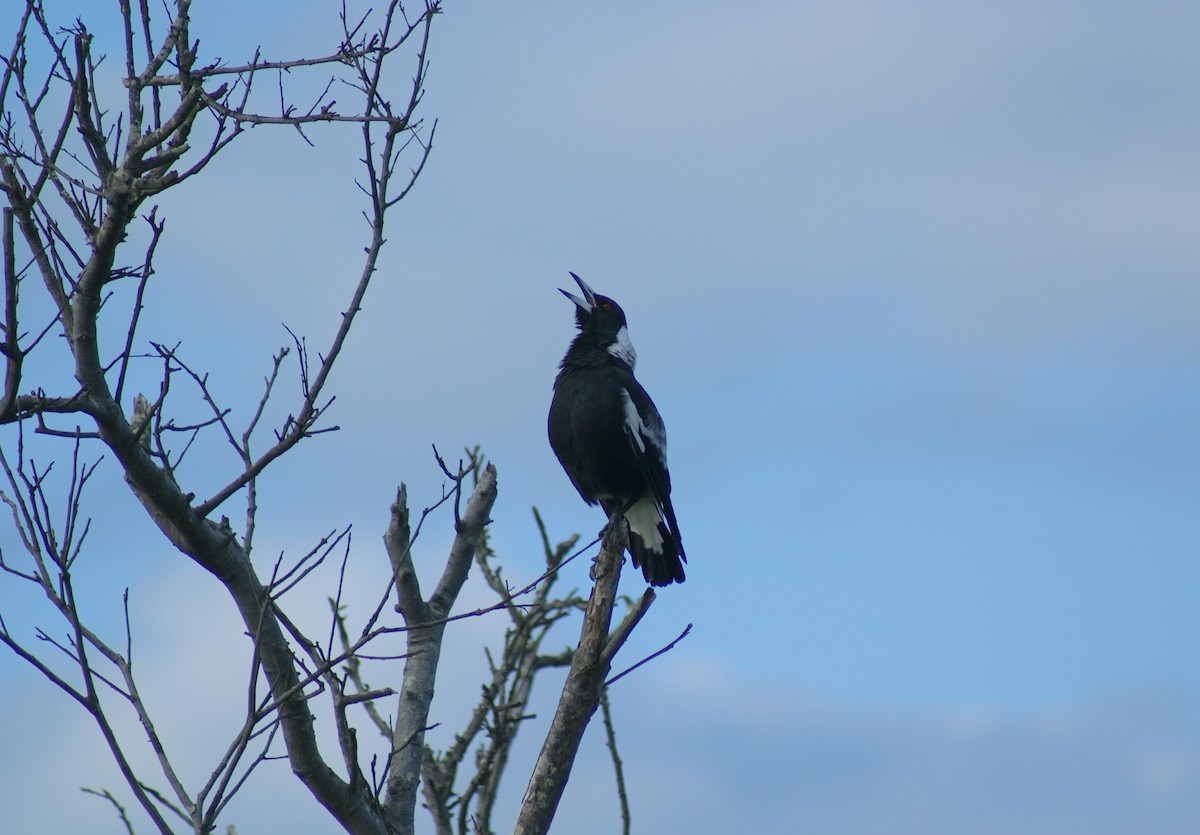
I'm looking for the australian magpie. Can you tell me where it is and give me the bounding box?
[548,272,686,586]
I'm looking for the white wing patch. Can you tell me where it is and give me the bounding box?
[607,325,638,369]
[621,388,668,466]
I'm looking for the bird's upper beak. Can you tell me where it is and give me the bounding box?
[559,271,597,312]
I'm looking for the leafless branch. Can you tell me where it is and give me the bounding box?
[606,621,693,688]
[514,509,648,835]
[80,787,137,835]
[599,689,631,835]
[382,461,498,829]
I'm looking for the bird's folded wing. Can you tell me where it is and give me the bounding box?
[620,386,684,551]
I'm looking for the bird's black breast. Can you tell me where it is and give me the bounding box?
[548,360,648,506]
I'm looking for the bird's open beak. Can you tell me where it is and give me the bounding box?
[559,271,597,312]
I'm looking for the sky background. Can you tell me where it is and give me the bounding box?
[1,1,1198,833]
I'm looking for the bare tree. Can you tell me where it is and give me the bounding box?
[0,2,683,833]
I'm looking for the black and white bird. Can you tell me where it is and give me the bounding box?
[548,272,686,586]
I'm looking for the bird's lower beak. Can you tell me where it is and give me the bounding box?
[560,271,597,311]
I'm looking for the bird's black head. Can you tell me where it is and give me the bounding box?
[558,272,638,369]
[560,271,627,338]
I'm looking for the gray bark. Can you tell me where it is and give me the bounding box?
[513,512,638,835]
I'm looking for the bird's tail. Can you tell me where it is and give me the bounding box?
[622,497,686,586]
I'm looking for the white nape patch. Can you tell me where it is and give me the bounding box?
[626,496,665,553]
[607,325,637,369]
[621,389,668,465]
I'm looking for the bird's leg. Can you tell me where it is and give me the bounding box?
[596,497,636,539]
[591,504,629,581]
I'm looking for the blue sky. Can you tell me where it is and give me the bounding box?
[1,1,1199,832]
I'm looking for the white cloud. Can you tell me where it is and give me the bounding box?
[592,657,1200,835]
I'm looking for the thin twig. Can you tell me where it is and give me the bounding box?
[599,689,631,835]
